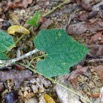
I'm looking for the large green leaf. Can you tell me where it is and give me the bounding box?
[26,11,41,27]
[0,52,8,60]
[34,29,89,77]
[0,30,15,60]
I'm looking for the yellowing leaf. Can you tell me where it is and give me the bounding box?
[44,94,56,103]
[7,25,30,35]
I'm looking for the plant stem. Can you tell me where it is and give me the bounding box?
[27,54,46,67]
[20,63,92,103]
[43,0,71,17]
[14,26,33,47]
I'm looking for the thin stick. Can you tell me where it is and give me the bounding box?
[86,58,103,63]
[0,49,39,69]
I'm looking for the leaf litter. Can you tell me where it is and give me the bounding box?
[0,0,103,103]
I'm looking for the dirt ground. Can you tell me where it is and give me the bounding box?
[0,0,103,103]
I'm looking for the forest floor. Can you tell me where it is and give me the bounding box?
[0,0,103,103]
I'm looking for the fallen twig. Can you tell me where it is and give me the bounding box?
[0,49,39,69]
[86,58,103,63]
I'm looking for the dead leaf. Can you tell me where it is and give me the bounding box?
[71,11,98,21]
[40,18,53,29]
[14,64,25,70]
[18,0,33,8]
[94,65,103,82]
[67,18,103,35]
[73,0,100,11]
[89,31,103,44]
[70,78,79,89]
[0,69,32,88]
[8,11,20,25]
[88,45,103,57]
[5,0,33,11]
[55,85,81,103]
[68,65,88,80]
[44,94,55,103]
[7,25,30,35]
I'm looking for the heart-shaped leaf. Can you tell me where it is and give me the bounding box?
[34,29,89,77]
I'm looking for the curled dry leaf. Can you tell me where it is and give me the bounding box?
[67,18,103,35]
[44,94,56,103]
[7,25,30,35]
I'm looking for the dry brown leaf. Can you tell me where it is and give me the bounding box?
[88,45,103,57]
[40,19,53,29]
[68,65,88,80]
[67,18,103,35]
[71,11,98,21]
[70,78,79,89]
[94,65,103,82]
[89,31,103,44]
[0,69,32,88]
[73,0,100,11]
[5,0,33,11]
[55,84,81,103]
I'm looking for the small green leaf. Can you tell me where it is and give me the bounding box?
[0,30,15,60]
[26,11,41,27]
[34,29,89,78]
